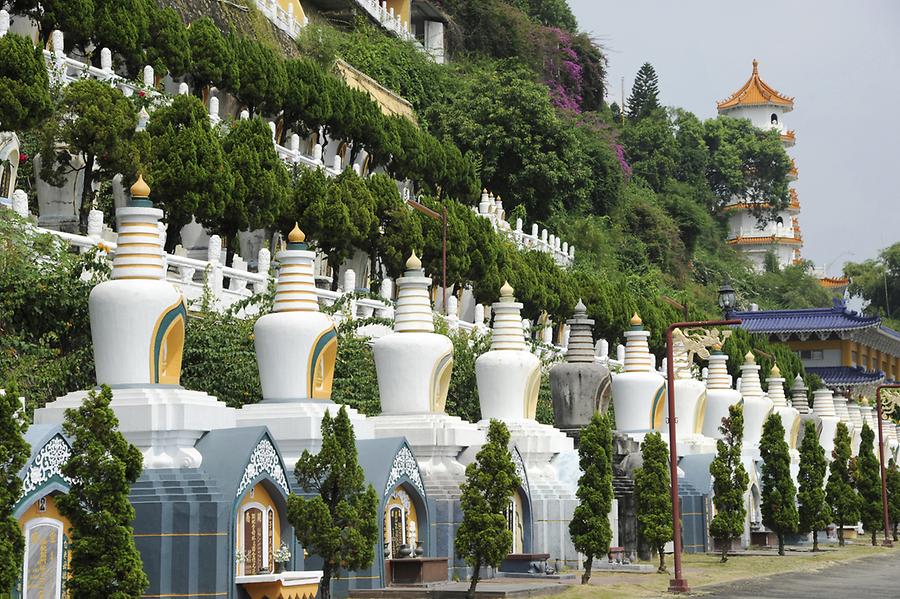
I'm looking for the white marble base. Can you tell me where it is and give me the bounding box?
[34,386,236,469]
[235,400,373,469]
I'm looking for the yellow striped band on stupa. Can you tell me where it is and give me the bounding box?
[706,349,732,390]
[490,281,526,351]
[624,313,652,372]
[739,351,764,398]
[111,175,165,280]
[394,252,435,333]
[273,223,320,313]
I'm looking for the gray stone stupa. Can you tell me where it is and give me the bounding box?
[550,300,611,443]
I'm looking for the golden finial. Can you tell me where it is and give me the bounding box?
[770,362,781,378]
[860,397,870,407]
[131,174,150,198]
[406,251,422,270]
[500,280,514,300]
[288,222,305,243]
[712,343,722,352]
[745,350,756,364]
[630,312,642,326]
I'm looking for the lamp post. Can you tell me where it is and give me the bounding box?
[717,277,736,318]
[665,318,741,594]
[875,384,900,547]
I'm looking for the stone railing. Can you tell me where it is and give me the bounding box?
[353,0,421,47]
[254,0,308,40]
[475,191,574,268]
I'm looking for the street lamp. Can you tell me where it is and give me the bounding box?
[717,277,736,317]
[875,384,900,547]
[665,318,741,594]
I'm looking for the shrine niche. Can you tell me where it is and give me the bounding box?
[505,491,526,554]
[236,482,281,577]
[17,493,72,599]
[383,485,420,558]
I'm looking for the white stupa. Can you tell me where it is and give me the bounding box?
[739,351,774,456]
[474,281,577,566]
[702,347,741,440]
[845,397,864,455]
[766,364,800,452]
[811,388,841,458]
[235,223,373,466]
[610,314,666,433]
[35,176,235,468]
[663,338,715,453]
[831,393,855,456]
[370,252,483,491]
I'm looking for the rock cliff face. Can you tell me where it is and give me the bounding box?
[158,0,300,57]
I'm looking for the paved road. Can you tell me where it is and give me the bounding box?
[700,551,900,598]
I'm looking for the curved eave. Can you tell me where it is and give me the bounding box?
[727,235,802,246]
[717,61,794,113]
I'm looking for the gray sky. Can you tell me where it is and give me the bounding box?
[569,0,900,276]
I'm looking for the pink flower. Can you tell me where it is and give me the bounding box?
[139,90,146,98]
[19,152,28,163]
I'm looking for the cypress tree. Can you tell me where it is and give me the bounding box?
[456,420,520,599]
[709,404,748,562]
[626,62,660,121]
[826,422,858,546]
[187,17,236,96]
[759,412,798,556]
[145,6,192,79]
[797,419,828,551]
[57,385,149,597]
[855,422,883,546]
[0,32,52,132]
[569,412,614,584]
[288,406,378,599]
[887,457,900,542]
[634,431,672,573]
[0,386,30,591]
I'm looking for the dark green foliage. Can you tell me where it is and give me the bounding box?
[0,33,52,132]
[288,406,378,599]
[365,173,424,280]
[797,419,828,551]
[634,431,672,573]
[569,412,613,584]
[709,404,749,562]
[626,63,660,121]
[721,328,807,394]
[331,329,381,416]
[444,329,492,423]
[826,422,859,546]
[10,0,93,46]
[759,412,798,555]
[57,385,148,597]
[844,242,900,323]
[231,35,287,116]
[619,111,675,192]
[220,116,290,260]
[456,420,520,599]
[0,212,102,404]
[856,422,883,545]
[282,58,335,136]
[887,458,900,541]
[145,6,191,79]
[187,17,235,94]
[0,384,29,591]
[92,0,150,75]
[39,78,138,229]
[145,94,232,250]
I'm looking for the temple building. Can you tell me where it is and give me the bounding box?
[717,60,802,271]
[733,299,900,397]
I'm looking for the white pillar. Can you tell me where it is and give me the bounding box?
[255,248,271,294]
[209,96,220,125]
[0,10,9,37]
[142,65,154,87]
[11,189,28,218]
[178,82,189,95]
[100,48,113,73]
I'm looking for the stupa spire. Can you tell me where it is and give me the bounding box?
[739,351,764,399]
[767,363,787,407]
[790,374,809,414]
[111,174,165,281]
[272,223,319,313]
[812,388,837,418]
[706,346,733,390]
[563,300,595,363]
[624,313,652,373]
[490,282,527,351]
[393,252,435,333]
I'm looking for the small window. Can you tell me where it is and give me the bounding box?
[771,113,778,124]
[38,497,47,512]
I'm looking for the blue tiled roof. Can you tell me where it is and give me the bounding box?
[733,299,880,334]
[806,366,885,387]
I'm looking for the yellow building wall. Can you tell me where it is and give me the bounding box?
[18,494,73,591]
[276,0,305,22]
[385,0,411,27]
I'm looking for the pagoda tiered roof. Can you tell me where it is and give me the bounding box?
[805,366,886,388]
[717,59,794,112]
[734,300,880,335]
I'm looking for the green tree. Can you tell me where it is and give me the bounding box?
[39,78,138,230]
[288,406,378,599]
[844,242,900,324]
[856,422,883,545]
[797,419,828,551]
[9,0,93,46]
[456,419,520,599]
[231,35,287,116]
[57,385,148,597]
[281,58,334,138]
[145,94,232,251]
[0,385,29,591]
[219,116,290,265]
[187,17,235,96]
[92,0,150,75]
[365,173,423,281]
[826,422,859,546]
[0,33,52,131]
[619,111,677,192]
[634,431,672,573]
[709,404,749,562]
[626,62,660,121]
[759,412,798,555]
[145,6,191,79]
[569,412,614,584]
[887,458,900,542]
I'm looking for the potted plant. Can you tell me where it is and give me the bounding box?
[274,543,292,573]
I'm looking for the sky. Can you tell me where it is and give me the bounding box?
[569,0,900,276]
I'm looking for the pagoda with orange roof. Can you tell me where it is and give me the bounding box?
[718,60,803,271]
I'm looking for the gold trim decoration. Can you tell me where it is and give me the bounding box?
[672,327,733,366]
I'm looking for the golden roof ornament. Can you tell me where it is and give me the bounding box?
[131,174,150,198]
[717,58,794,111]
[500,280,515,302]
[406,251,422,271]
[630,312,642,326]
[770,362,782,378]
[745,350,756,364]
[288,222,305,243]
